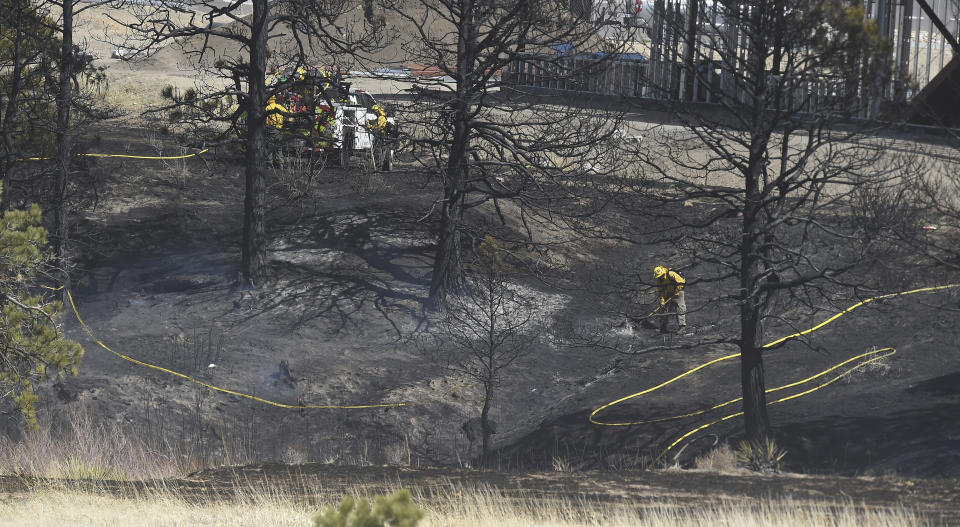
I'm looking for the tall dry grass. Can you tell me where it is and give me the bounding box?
[0,488,311,527]
[0,413,933,526]
[0,411,187,480]
[0,481,931,527]
[692,442,738,472]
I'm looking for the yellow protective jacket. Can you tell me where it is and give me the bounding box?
[657,269,685,303]
[265,100,288,129]
[315,108,335,133]
[367,104,387,133]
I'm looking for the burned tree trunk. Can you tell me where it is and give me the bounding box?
[241,0,268,285]
[428,0,474,309]
[479,378,494,464]
[428,117,468,308]
[54,0,74,296]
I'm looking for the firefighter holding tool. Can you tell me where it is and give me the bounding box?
[654,265,686,333]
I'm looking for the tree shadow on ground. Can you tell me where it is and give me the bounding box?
[248,207,436,335]
[776,402,960,478]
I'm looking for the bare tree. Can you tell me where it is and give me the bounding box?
[51,0,84,296]
[110,0,379,284]
[426,237,535,465]
[863,139,960,277]
[616,0,900,442]
[379,0,633,309]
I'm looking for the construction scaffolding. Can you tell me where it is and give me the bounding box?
[507,0,959,119]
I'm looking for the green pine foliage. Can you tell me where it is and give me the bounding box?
[2,1,109,166]
[313,490,424,527]
[0,1,61,157]
[0,182,83,428]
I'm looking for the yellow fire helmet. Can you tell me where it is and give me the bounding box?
[653,266,667,279]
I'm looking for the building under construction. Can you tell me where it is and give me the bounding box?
[512,0,960,126]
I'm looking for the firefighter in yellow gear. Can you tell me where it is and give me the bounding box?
[315,106,336,148]
[367,104,387,134]
[269,66,307,85]
[654,265,686,333]
[265,97,288,129]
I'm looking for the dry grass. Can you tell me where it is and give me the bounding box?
[0,488,312,527]
[429,488,930,527]
[100,72,219,119]
[840,349,895,384]
[0,482,931,527]
[74,5,218,117]
[0,418,934,527]
[0,411,189,481]
[693,443,738,473]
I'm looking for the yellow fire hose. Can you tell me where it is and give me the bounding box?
[43,286,404,410]
[39,275,958,454]
[590,283,960,465]
[22,148,210,162]
[18,144,958,459]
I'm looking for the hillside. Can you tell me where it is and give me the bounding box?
[3,0,960,502]
[2,112,957,479]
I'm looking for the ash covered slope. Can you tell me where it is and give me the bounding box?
[7,2,960,481]
[497,284,960,478]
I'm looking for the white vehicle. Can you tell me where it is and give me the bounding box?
[270,68,398,171]
[325,89,397,171]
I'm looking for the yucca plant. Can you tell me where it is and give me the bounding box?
[735,437,787,473]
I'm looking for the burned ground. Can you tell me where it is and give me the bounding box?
[7,116,959,481]
[2,6,960,518]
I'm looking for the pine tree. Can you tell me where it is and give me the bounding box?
[0,181,82,427]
